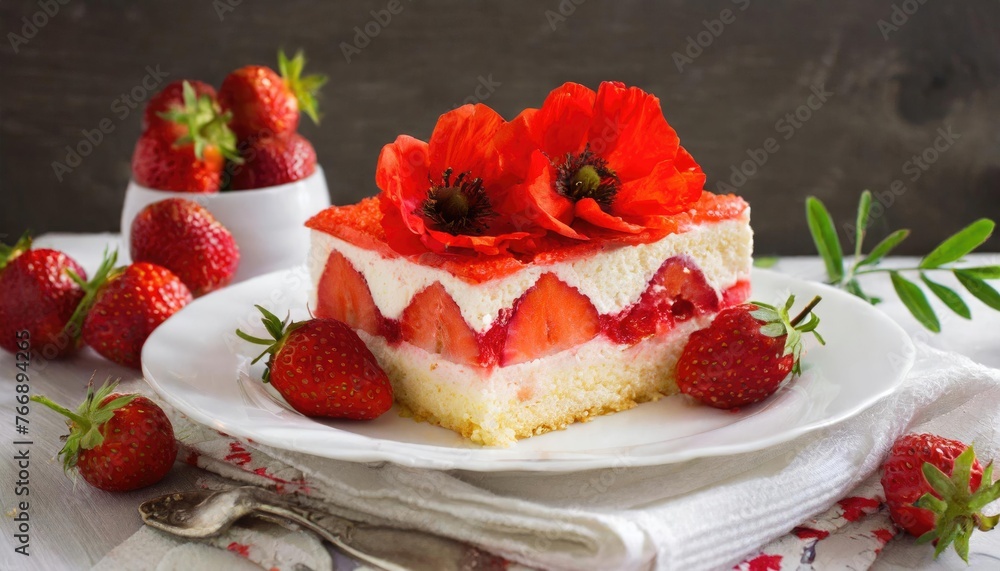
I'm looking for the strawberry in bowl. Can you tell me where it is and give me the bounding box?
[121,51,330,282]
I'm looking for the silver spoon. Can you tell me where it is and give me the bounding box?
[139,486,505,571]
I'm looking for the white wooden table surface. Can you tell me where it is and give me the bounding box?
[1,233,999,570]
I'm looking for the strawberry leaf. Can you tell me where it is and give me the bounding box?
[919,219,995,269]
[858,229,910,268]
[279,49,327,125]
[954,522,973,562]
[749,307,780,322]
[924,461,958,497]
[0,231,32,271]
[30,377,135,473]
[955,272,1000,310]
[921,273,971,319]
[890,271,940,332]
[759,323,785,337]
[806,197,844,283]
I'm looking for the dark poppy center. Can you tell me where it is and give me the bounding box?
[555,146,620,207]
[420,168,495,235]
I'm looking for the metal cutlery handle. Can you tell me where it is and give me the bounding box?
[254,500,410,571]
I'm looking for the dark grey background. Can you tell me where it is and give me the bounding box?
[2,0,998,255]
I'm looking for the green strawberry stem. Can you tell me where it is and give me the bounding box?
[235,305,306,383]
[30,377,136,472]
[0,231,33,272]
[749,295,825,376]
[63,248,122,342]
[160,81,242,163]
[278,49,327,125]
[913,445,1000,561]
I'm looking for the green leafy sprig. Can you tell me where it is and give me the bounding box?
[807,191,999,332]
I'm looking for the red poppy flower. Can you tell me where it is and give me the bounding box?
[496,81,706,238]
[376,104,538,256]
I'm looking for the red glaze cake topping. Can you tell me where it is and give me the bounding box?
[306,191,747,284]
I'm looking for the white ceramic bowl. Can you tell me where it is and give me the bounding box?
[120,166,331,282]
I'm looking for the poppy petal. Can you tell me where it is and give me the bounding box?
[429,104,505,180]
[616,159,702,217]
[530,82,596,158]
[502,150,587,240]
[589,81,680,181]
[575,198,645,234]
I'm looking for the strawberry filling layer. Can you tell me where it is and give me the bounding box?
[315,250,750,370]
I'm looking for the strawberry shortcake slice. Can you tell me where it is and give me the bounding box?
[306,81,753,446]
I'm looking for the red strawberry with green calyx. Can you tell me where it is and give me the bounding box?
[881,433,1000,561]
[676,294,825,409]
[219,50,327,141]
[144,79,217,133]
[132,81,241,193]
[236,305,393,420]
[0,233,87,358]
[30,378,178,492]
[67,250,193,368]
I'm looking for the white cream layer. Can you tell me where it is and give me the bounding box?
[308,214,752,333]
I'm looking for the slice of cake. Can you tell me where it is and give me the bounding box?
[306,81,753,446]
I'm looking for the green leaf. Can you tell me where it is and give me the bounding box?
[891,271,941,332]
[954,521,972,562]
[959,266,1000,280]
[806,197,844,283]
[753,256,779,269]
[915,493,948,514]
[749,307,780,322]
[935,521,962,558]
[920,219,995,269]
[759,323,785,337]
[845,278,882,305]
[923,461,958,497]
[854,190,872,258]
[950,446,976,492]
[859,229,910,268]
[921,274,971,319]
[956,272,1000,310]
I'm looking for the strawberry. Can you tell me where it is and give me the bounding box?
[676,295,824,409]
[401,282,480,367]
[236,306,393,420]
[71,251,193,368]
[129,198,240,296]
[31,379,177,491]
[501,273,601,366]
[0,234,86,358]
[315,251,391,339]
[219,50,327,141]
[603,256,720,345]
[229,132,317,190]
[132,81,240,193]
[143,79,217,132]
[880,433,1000,560]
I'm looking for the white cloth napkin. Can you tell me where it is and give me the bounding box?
[92,344,1000,571]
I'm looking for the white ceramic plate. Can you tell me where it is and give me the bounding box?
[142,267,915,472]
